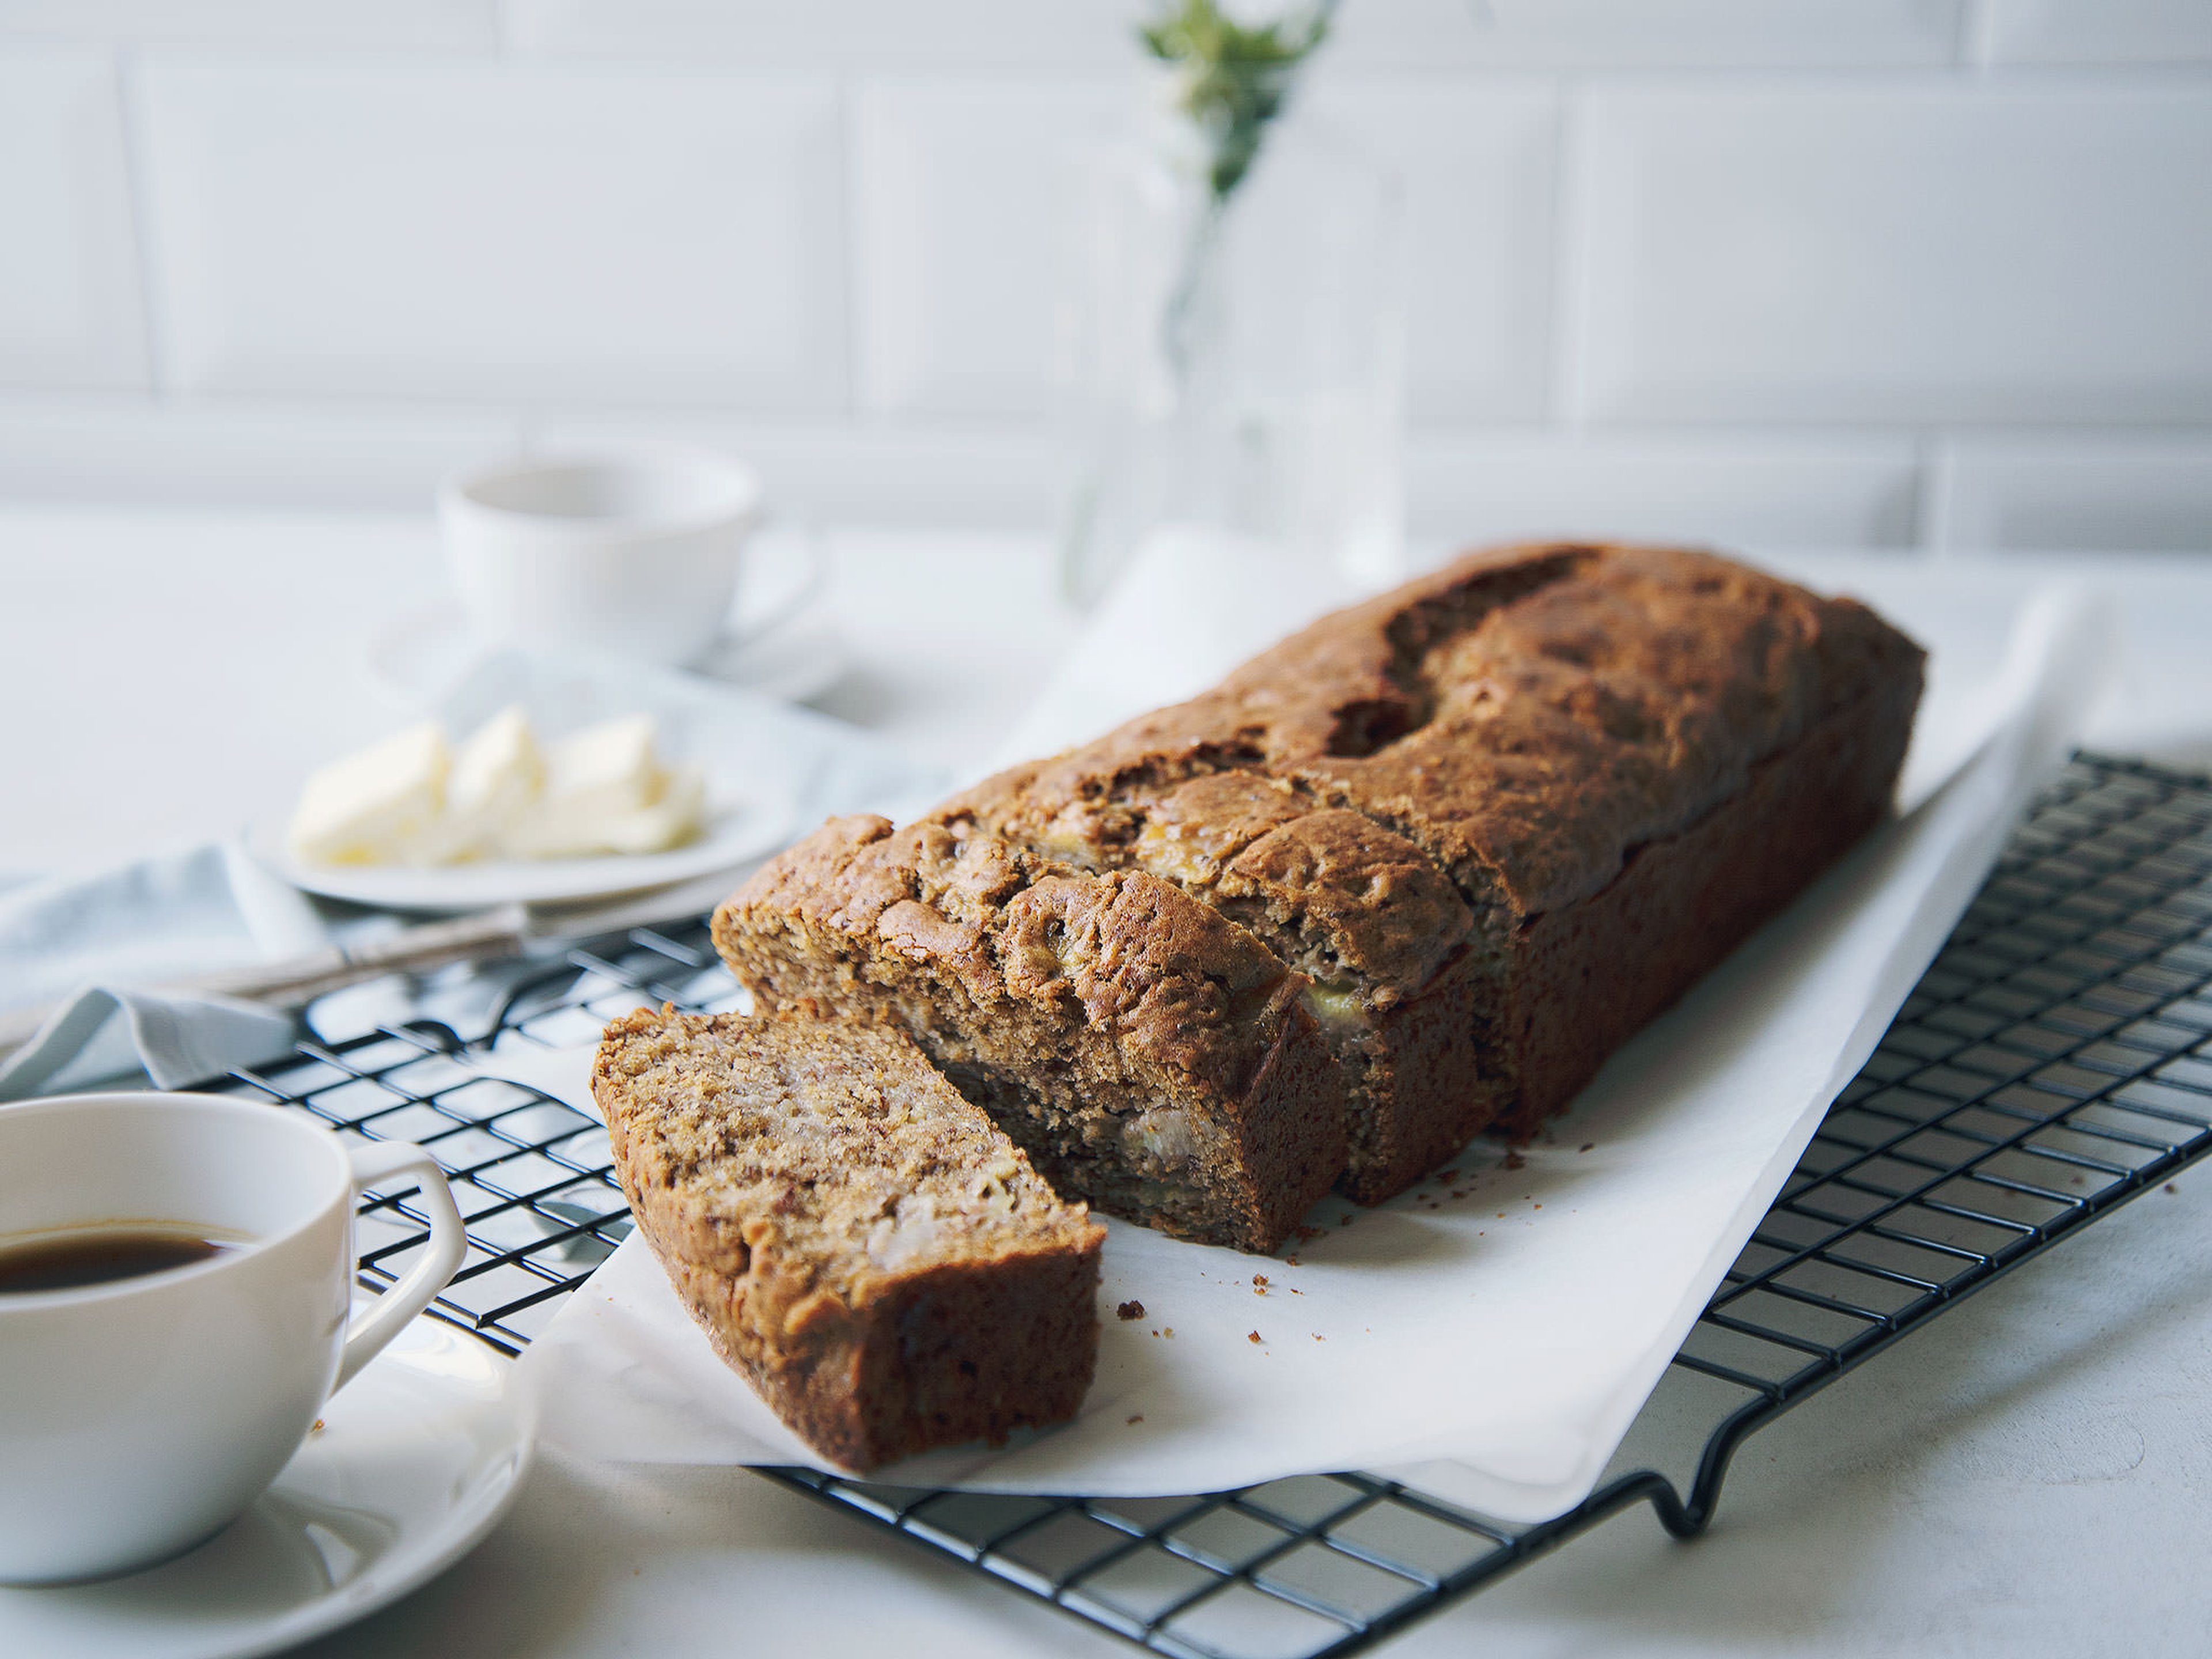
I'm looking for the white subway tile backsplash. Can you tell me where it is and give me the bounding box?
[134,58,846,409]
[1309,79,1558,425]
[0,51,147,392]
[1980,1,2212,67]
[1574,84,2212,426]
[1407,432,1923,549]
[854,75,1559,425]
[0,396,517,508]
[505,1,1134,67]
[1329,0,1963,69]
[0,12,2205,545]
[0,2,496,50]
[851,80,1122,419]
[1938,435,2212,551]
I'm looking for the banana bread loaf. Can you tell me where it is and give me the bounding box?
[594,1006,1105,1472]
[712,817,1345,1253]
[715,540,1923,1237]
[946,541,1925,1180]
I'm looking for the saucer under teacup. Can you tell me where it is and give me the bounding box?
[0,1313,530,1659]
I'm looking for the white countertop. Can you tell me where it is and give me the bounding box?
[7,504,2212,1658]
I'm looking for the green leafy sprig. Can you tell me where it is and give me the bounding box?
[1141,0,1337,204]
[1141,1,1340,376]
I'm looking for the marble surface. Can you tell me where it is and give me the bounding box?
[6,504,2212,1657]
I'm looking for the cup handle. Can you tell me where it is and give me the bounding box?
[334,1141,468,1393]
[726,513,833,648]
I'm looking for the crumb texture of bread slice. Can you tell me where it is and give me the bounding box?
[594,1006,1105,1473]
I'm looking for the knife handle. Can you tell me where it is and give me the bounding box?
[197,904,532,1007]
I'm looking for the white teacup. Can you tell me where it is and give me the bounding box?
[0,1093,468,1585]
[440,450,765,669]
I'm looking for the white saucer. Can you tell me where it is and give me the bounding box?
[0,1316,532,1659]
[369,603,850,711]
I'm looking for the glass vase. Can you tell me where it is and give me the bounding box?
[1056,100,1406,609]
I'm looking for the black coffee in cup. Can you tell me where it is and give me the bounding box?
[0,1224,243,1294]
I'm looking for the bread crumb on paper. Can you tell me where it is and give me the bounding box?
[1116,1300,1145,1320]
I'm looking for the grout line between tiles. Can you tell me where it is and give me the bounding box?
[1920,435,1973,566]
[1544,77,1593,433]
[109,46,168,402]
[1957,0,1998,74]
[1916,432,1954,558]
[834,74,863,426]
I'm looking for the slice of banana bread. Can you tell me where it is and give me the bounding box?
[712,815,1345,1254]
[936,768,1484,1203]
[594,1006,1105,1473]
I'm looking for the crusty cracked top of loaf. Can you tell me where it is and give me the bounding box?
[948,767,1475,1011]
[953,541,1923,925]
[727,814,1312,1107]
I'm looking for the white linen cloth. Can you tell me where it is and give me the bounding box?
[0,843,321,1099]
[515,535,2117,1522]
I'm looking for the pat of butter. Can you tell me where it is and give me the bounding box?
[287,721,450,866]
[440,704,544,863]
[547,716,661,814]
[508,717,704,859]
[290,710,706,867]
[592,762,706,857]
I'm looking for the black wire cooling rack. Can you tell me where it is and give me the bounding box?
[208,751,2212,1659]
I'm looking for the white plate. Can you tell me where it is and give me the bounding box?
[251,793,793,912]
[262,646,943,913]
[0,1316,532,1659]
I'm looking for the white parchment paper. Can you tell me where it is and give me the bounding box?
[516,539,2115,1522]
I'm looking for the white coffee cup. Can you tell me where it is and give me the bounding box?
[439,450,765,669]
[0,1093,468,1585]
